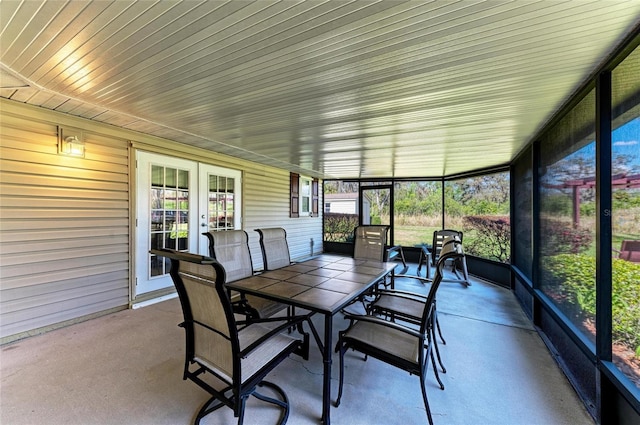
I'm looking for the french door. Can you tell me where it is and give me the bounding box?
[135,152,241,298]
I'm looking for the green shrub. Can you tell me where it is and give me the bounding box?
[463,215,511,263]
[324,213,358,242]
[540,218,593,255]
[543,254,640,353]
[580,202,596,217]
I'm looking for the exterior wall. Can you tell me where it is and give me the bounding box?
[243,167,323,269]
[1,102,130,341]
[0,99,323,342]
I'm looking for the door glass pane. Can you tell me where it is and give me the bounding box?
[166,168,176,187]
[151,165,163,186]
[178,169,189,189]
[149,165,190,277]
[207,174,236,231]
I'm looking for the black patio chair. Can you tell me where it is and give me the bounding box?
[150,249,309,425]
[255,227,295,270]
[430,229,463,266]
[367,236,465,374]
[430,229,470,286]
[204,230,288,320]
[335,239,464,425]
[353,225,405,289]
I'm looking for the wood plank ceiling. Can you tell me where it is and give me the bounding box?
[1,0,639,179]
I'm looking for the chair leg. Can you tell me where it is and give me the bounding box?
[238,395,247,425]
[336,339,346,407]
[431,311,446,373]
[435,313,446,345]
[252,381,290,425]
[195,381,289,425]
[419,367,435,425]
[194,396,226,425]
[432,343,446,373]
[430,347,445,390]
[432,332,446,374]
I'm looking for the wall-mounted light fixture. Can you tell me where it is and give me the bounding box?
[58,126,85,157]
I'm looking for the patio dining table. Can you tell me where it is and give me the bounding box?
[225,253,397,425]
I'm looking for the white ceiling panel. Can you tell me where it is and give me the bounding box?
[1,0,639,179]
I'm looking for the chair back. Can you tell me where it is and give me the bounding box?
[420,238,464,333]
[431,229,463,265]
[353,225,390,261]
[152,249,238,383]
[203,230,255,282]
[255,228,291,270]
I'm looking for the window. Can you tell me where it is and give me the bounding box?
[300,176,312,215]
[290,173,318,217]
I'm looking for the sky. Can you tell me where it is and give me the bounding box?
[613,117,640,172]
[541,116,639,186]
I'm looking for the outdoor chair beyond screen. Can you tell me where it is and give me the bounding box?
[429,229,470,286]
[335,239,464,425]
[203,230,287,320]
[430,229,463,266]
[255,228,293,270]
[150,249,309,425]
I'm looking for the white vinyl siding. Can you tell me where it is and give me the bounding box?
[244,169,323,269]
[1,104,130,341]
[0,99,323,342]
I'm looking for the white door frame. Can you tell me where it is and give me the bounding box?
[134,152,243,303]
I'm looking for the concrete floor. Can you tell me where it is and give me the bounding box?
[1,265,594,425]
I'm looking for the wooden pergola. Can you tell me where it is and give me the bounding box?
[545,173,640,227]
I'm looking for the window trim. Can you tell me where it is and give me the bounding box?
[300,176,312,215]
[290,173,318,217]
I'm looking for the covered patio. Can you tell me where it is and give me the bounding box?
[1,2,639,423]
[1,265,592,425]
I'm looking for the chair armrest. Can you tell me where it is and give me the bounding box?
[239,313,310,356]
[376,289,429,302]
[230,297,261,321]
[343,312,422,339]
[386,245,406,268]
